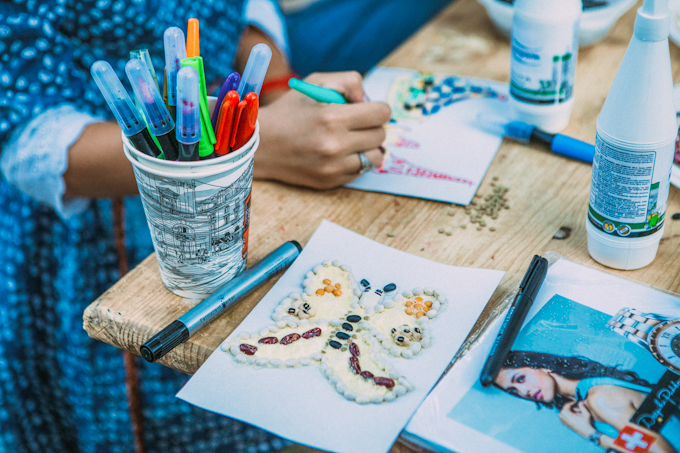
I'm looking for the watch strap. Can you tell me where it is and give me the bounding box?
[606,307,669,350]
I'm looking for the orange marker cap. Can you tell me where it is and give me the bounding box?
[214,91,239,155]
[187,18,200,58]
[232,92,259,150]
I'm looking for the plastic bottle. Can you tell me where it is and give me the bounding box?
[509,0,582,133]
[586,0,676,270]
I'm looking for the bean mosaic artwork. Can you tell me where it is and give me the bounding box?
[220,260,449,404]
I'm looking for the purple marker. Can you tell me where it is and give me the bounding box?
[211,72,240,129]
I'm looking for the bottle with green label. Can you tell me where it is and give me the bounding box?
[509,0,582,134]
[586,0,676,270]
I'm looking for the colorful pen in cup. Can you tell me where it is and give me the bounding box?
[164,26,187,119]
[126,58,180,160]
[90,60,161,157]
[237,43,272,99]
[176,66,202,161]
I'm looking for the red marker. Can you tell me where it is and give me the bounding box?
[214,90,239,155]
[231,92,259,150]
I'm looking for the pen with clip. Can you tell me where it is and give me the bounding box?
[91,60,161,157]
[479,255,548,387]
[175,66,201,161]
[126,58,180,160]
[140,240,303,363]
[164,26,187,119]
[476,112,595,163]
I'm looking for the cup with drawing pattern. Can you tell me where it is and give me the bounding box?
[123,111,258,299]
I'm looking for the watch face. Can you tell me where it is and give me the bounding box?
[649,320,680,374]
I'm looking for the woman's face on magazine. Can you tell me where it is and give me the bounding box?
[495,367,556,402]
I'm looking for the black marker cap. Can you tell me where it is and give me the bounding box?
[140,320,190,363]
[289,240,302,252]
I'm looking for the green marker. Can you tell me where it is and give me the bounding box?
[181,56,216,157]
[289,78,347,104]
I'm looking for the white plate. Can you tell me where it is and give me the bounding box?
[477,0,638,47]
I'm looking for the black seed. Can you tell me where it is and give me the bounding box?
[346,315,362,323]
[673,213,680,220]
[342,323,353,331]
[329,340,342,349]
[336,332,350,340]
[383,283,397,292]
[360,279,370,287]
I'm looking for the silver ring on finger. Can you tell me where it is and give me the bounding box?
[358,152,374,174]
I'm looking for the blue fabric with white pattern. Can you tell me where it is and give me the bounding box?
[0,1,288,452]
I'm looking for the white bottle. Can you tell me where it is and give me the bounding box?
[509,0,582,133]
[586,0,676,270]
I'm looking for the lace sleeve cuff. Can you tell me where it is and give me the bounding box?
[0,105,104,220]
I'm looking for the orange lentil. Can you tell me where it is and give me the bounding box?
[325,285,334,293]
[423,306,430,313]
[335,283,341,289]
[405,307,415,315]
[415,296,423,302]
[416,312,426,318]
[316,289,325,296]
[405,301,414,307]
[333,289,342,297]
[323,279,331,285]
[414,303,424,310]
[425,300,433,308]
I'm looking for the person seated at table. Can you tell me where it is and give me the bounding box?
[0,0,391,452]
[278,0,453,76]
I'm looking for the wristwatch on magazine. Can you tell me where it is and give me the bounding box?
[607,307,680,374]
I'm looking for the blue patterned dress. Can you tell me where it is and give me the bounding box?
[0,1,288,452]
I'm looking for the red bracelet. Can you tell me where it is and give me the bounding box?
[260,72,298,97]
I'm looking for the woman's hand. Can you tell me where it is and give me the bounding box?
[559,401,597,439]
[254,71,391,189]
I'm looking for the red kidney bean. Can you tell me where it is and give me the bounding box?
[373,377,395,388]
[280,333,301,345]
[349,342,360,357]
[239,344,258,355]
[360,371,374,380]
[258,337,278,344]
[301,328,322,339]
[349,356,361,374]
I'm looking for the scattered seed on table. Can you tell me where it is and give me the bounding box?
[387,232,395,237]
[460,224,467,229]
[489,227,496,232]
[438,228,444,234]
[476,226,483,231]
[490,182,495,187]
[673,213,680,220]
[493,176,499,181]
[447,210,455,216]
[445,230,452,236]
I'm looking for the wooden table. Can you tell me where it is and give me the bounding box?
[83,0,680,451]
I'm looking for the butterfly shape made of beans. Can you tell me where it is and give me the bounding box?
[220,260,449,404]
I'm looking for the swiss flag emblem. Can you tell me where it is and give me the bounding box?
[614,426,657,453]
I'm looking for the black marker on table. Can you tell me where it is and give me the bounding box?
[141,240,302,362]
[479,255,548,387]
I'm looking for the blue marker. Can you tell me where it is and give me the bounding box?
[164,26,187,116]
[476,112,594,163]
[126,58,180,160]
[237,43,272,99]
[140,241,303,363]
[176,66,202,161]
[91,60,161,157]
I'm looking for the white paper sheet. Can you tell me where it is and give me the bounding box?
[346,67,508,205]
[177,220,505,453]
[404,258,680,453]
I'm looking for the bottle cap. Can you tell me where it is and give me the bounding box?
[634,0,670,41]
[237,43,272,99]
